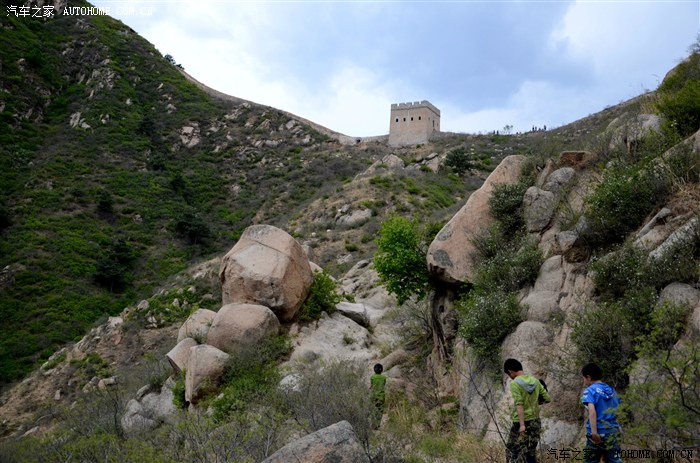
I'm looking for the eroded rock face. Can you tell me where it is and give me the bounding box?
[166,337,198,373]
[177,308,216,343]
[523,187,556,233]
[261,420,370,463]
[427,155,528,283]
[220,225,313,322]
[185,345,230,404]
[206,303,280,353]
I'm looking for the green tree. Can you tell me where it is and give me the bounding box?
[94,238,139,292]
[444,147,475,175]
[175,209,211,245]
[373,215,432,305]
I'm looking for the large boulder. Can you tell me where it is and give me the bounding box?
[427,155,528,283]
[177,308,216,343]
[185,345,230,404]
[261,420,370,463]
[206,303,280,353]
[166,337,198,373]
[220,225,313,322]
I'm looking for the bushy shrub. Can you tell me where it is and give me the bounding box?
[489,182,529,236]
[585,164,670,247]
[172,370,186,409]
[94,238,139,291]
[570,304,634,389]
[283,360,375,452]
[211,335,290,420]
[589,243,651,300]
[656,53,700,137]
[298,270,343,321]
[473,238,543,292]
[591,236,700,301]
[621,300,700,450]
[457,290,522,361]
[174,209,211,245]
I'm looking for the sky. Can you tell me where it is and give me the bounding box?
[91,0,699,137]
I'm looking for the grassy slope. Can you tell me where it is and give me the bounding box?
[0,3,374,385]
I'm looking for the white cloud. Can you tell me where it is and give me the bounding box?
[550,1,696,86]
[439,79,604,135]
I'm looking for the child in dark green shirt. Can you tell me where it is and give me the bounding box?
[370,363,387,414]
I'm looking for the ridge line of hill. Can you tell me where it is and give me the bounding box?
[178,68,389,146]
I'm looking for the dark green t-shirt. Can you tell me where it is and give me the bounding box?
[371,374,386,402]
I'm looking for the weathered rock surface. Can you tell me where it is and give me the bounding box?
[542,167,576,194]
[608,114,661,152]
[261,420,370,463]
[523,187,556,232]
[166,337,198,373]
[177,308,216,343]
[288,312,375,366]
[122,378,177,434]
[335,301,371,328]
[185,345,230,404]
[427,155,527,283]
[206,303,280,353]
[220,225,313,322]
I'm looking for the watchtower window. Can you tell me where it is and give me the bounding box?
[418,116,422,120]
[410,117,414,121]
[403,117,406,122]
[395,118,399,123]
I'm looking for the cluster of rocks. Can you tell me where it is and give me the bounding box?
[162,224,314,405]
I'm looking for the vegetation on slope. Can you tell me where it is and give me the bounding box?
[0,3,373,385]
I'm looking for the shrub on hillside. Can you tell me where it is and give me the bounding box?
[570,304,634,389]
[489,182,529,236]
[94,238,139,292]
[297,270,343,321]
[621,299,699,450]
[591,237,700,301]
[174,209,211,245]
[457,289,522,361]
[656,51,700,138]
[445,147,475,175]
[211,335,290,421]
[472,237,543,293]
[584,163,670,247]
[283,360,375,453]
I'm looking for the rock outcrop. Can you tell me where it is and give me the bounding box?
[177,308,216,343]
[206,303,280,353]
[166,337,198,373]
[427,155,528,283]
[261,420,370,463]
[185,344,230,404]
[220,225,313,322]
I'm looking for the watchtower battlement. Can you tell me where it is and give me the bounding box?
[391,100,441,115]
[389,100,440,147]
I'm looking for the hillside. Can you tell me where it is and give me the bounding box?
[0,0,381,385]
[0,0,620,387]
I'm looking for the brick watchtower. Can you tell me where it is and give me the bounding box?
[388,100,440,147]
